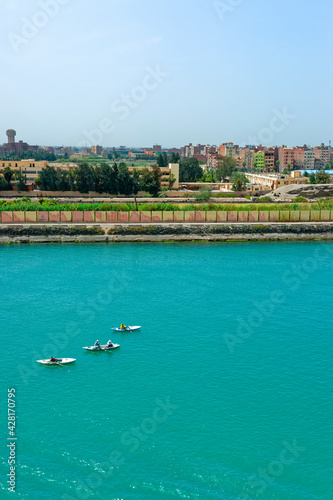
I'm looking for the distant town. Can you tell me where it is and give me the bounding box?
[1,129,332,197]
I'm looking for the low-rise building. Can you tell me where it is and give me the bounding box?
[245,171,307,190]
[0,160,48,182]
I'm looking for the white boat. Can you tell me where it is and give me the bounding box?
[111,326,141,332]
[83,344,120,351]
[36,358,76,365]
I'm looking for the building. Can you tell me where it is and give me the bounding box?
[303,149,315,170]
[254,151,265,170]
[264,148,278,171]
[207,151,219,170]
[219,142,236,159]
[0,129,38,155]
[278,147,295,171]
[246,171,307,190]
[314,143,332,164]
[91,145,103,155]
[239,148,255,170]
[0,160,48,182]
[153,144,162,152]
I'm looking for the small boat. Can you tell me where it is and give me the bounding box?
[82,344,120,351]
[111,326,141,332]
[36,358,76,365]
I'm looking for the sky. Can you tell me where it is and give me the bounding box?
[1,0,333,148]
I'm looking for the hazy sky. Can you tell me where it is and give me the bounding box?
[1,0,332,148]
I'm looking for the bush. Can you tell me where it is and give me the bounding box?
[294,196,308,202]
[193,186,212,202]
[212,192,237,198]
[256,196,273,203]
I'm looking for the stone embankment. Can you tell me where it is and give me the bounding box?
[270,183,333,201]
[1,223,333,243]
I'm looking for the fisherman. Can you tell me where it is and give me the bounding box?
[50,357,57,362]
[120,324,127,330]
[94,340,100,347]
[106,340,113,348]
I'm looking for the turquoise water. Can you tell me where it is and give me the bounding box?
[0,242,332,500]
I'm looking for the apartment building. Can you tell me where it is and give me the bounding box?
[278,147,295,171]
[239,148,255,170]
[219,142,236,159]
[314,143,332,164]
[91,145,103,155]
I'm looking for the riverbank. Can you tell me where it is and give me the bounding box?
[1,222,333,243]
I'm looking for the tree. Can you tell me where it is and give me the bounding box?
[117,163,134,195]
[231,172,249,191]
[179,158,203,182]
[57,170,71,191]
[275,160,280,172]
[157,153,164,169]
[193,186,212,201]
[3,167,14,189]
[162,152,169,169]
[242,161,247,170]
[170,152,180,163]
[39,165,59,191]
[0,175,9,190]
[14,172,28,192]
[201,169,215,182]
[132,170,140,195]
[309,170,331,184]
[140,165,161,196]
[168,173,176,190]
[94,163,118,194]
[75,162,95,193]
[215,156,236,182]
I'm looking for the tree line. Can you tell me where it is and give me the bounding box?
[36,162,164,195]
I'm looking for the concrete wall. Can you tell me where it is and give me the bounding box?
[0,210,332,223]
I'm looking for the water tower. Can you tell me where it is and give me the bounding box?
[6,129,16,144]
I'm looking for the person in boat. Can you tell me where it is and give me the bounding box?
[120,324,127,330]
[106,340,113,348]
[50,357,57,362]
[94,340,101,348]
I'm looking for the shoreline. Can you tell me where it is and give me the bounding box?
[1,222,333,243]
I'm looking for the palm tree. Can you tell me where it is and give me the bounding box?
[231,172,249,191]
[168,173,176,190]
[3,167,14,188]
